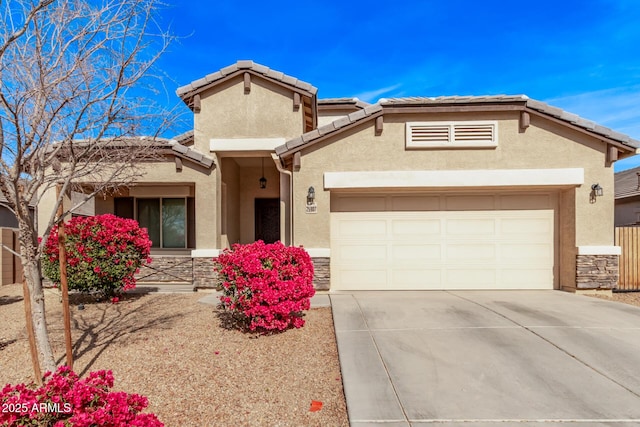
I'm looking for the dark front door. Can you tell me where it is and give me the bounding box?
[255,198,280,243]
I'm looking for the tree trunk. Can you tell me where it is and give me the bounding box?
[23,260,56,374]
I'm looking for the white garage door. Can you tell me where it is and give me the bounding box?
[330,193,555,290]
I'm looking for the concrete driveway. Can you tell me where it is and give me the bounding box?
[330,291,640,426]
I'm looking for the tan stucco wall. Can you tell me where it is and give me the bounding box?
[559,188,577,291]
[221,158,240,247]
[37,160,217,250]
[292,111,614,255]
[193,76,304,154]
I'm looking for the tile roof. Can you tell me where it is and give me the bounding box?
[318,98,370,109]
[379,95,528,104]
[48,136,214,169]
[176,60,318,100]
[615,166,640,199]
[275,104,383,155]
[276,95,640,156]
[0,184,37,208]
[380,95,639,148]
[164,138,213,168]
[172,130,194,146]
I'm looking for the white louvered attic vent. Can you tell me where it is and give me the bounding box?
[406,121,498,148]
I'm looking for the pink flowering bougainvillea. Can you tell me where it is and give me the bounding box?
[42,214,152,297]
[0,366,163,426]
[214,240,315,332]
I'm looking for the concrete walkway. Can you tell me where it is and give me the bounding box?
[331,290,640,426]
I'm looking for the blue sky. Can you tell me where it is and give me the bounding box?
[154,0,640,171]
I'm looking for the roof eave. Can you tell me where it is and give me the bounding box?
[178,67,318,111]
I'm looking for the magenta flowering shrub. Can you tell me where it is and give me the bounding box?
[42,214,152,297]
[0,366,163,426]
[214,240,316,332]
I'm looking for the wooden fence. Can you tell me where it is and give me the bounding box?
[0,228,22,285]
[615,226,640,291]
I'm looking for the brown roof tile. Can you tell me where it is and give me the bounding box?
[615,166,640,199]
[276,95,639,157]
[177,61,318,103]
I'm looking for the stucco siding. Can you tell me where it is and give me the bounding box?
[292,111,613,250]
[194,76,304,154]
[221,158,240,247]
[37,160,217,250]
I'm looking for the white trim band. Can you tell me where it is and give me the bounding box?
[577,246,621,255]
[211,137,285,152]
[324,168,584,189]
[191,249,223,257]
[304,248,330,257]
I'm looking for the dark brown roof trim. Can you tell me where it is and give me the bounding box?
[318,97,370,111]
[172,130,194,146]
[51,136,214,169]
[275,104,383,156]
[177,60,318,109]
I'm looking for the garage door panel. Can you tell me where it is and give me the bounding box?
[447,218,495,235]
[338,268,388,289]
[447,243,496,260]
[336,244,387,261]
[447,269,497,286]
[392,269,442,288]
[445,195,495,210]
[392,244,441,262]
[501,217,552,234]
[392,219,441,236]
[391,196,440,211]
[501,243,552,261]
[499,194,552,209]
[335,219,387,237]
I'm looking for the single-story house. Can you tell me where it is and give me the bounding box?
[614,166,640,226]
[37,60,640,292]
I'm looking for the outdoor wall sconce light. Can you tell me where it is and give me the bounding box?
[590,183,603,203]
[259,158,267,189]
[307,186,315,205]
[592,183,603,197]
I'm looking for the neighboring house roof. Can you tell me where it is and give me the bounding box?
[615,166,640,199]
[275,95,640,157]
[318,98,370,111]
[0,186,37,208]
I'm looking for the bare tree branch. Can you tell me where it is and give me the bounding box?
[0,0,178,374]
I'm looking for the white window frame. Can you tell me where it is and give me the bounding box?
[406,120,498,148]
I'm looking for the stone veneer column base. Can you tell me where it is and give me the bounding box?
[575,254,619,290]
[46,254,328,291]
[311,257,330,291]
[193,257,221,289]
[136,256,193,283]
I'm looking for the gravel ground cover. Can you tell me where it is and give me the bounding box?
[587,290,640,308]
[0,283,349,426]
